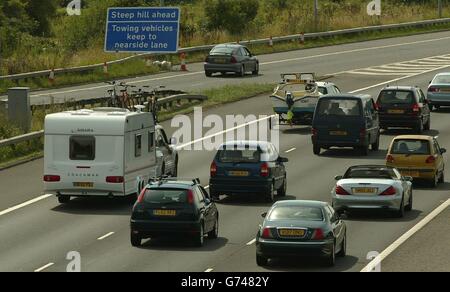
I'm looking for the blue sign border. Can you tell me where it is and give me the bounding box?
[104,7,180,54]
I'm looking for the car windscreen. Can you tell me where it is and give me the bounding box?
[210,47,235,55]
[391,139,431,155]
[344,168,395,179]
[268,206,324,222]
[217,149,261,163]
[432,75,450,84]
[316,99,361,117]
[378,90,414,104]
[144,189,188,204]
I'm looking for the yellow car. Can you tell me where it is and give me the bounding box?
[386,135,446,187]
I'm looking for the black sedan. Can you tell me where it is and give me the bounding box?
[130,179,219,247]
[256,200,347,267]
[204,44,259,77]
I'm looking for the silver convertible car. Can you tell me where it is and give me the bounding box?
[332,165,413,218]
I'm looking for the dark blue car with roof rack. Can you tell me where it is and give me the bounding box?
[209,141,289,202]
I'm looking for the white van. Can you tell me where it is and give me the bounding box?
[44,108,157,204]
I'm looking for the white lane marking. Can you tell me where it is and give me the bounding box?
[204,268,214,273]
[0,194,53,217]
[97,232,115,241]
[2,58,450,218]
[348,72,413,76]
[350,64,450,93]
[34,263,55,272]
[361,199,450,272]
[246,238,257,246]
[29,36,450,98]
[285,148,297,153]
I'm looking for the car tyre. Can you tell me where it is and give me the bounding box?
[337,233,347,257]
[205,71,212,77]
[208,217,219,239]
[326,244,336,267]
[238,65,245,77]
[194,224,205,247]
[405,191,413,212]
[131,233,142,247]
[252,62,259,75]
[278,177,287,197]
[359,145,369,156]
[430,174,438,188]
[438,171,445,184]
[371,134,380,151]
[172,157,178,177]
[424,118,431,131]
[395,199,405,218]
[415,120,423,134]
[313,144,321,155]
[58,195,70,204]
[265,183,275,203]
[256,255,268,266]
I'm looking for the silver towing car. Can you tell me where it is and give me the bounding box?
[332,165,413,218]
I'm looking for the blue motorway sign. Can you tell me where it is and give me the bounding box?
[104,7,180,53]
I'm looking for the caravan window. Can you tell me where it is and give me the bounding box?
[135,134,142,157]
[70,136,95,161]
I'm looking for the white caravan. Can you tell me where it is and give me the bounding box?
[44,108,157,204]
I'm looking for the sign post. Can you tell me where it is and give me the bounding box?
[104,7,180,53]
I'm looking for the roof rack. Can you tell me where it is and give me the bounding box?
[148,176,201,186]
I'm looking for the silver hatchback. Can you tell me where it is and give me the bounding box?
[428,73,450,110]
[204,44,259,77]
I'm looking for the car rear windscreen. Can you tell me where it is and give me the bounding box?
[391,140,430,155]
[378,90,414,104]
[344,168,395,179]
[218,149,261,163]
[269,206,324,221]
[210,47,235,55]
[70,136,95,160]
[144,189,188,204]
[317,99,361,116]
[433,75,450,84]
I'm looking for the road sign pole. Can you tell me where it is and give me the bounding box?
[314,0,319,31]
[438,0,443,18]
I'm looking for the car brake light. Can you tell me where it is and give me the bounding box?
[312,228,325,240]
[375,101,381,110]
[335,185,350,196]
[205,56,209,63]
[44,175,60,182]
[412,103,420,113]
[380,186,396,196]
[137,188,146,203]
[187,190,194,205]
[426,155,436,164]
[428,87,439,93]
[387,155,395,163]
[260,162,269,177]
[106,176,124,183]
[210,161,217,177]
[230,56,237,63]
[261,228,273,239]
[312,128,318,137]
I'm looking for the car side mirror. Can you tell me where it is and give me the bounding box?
[170,137,177,145]
[204,198,212,205]
[404,176,413,182]
[441,148,447,155]
[278,157,289,163]
[156,150,164,159]
[334,175,343,181]
[261,212,267,218]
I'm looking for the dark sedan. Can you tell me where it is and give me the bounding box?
[204,44,259,77]
[256,200,347,267]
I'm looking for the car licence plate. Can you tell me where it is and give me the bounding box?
[215,58,227,64]
[402,171,420,177]
[279,229,306,237]
[330,131,347,136]
[229,171,249,177]
[388,109,405,114]
[352,187,377,194]
[73,182,94,188]
[153,210,177,216]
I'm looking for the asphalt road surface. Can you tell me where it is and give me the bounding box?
[0,31,450,272]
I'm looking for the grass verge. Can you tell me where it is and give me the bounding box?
[1,22,450,95]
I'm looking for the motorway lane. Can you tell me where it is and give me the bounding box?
[5,30,450,105]
[1,36,450,271]
[1,68,450,272]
